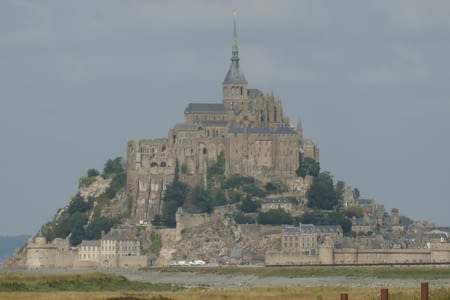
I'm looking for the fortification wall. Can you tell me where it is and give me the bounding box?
[334,248,432,264]
[265,251,320,265]
[54,251,76,268]
[175,209,211,241]
[431,243,450,262]
[118,256,148,268]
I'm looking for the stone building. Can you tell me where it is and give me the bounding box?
[281,224,343,255]
[127,14,318,223]
[261,197,294,213]
[77,227,146,268]
[25,232,75,269]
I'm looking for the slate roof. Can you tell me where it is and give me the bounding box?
[228,126,297,134]
[283,225,343,236]
[248,88,263,98]
[185,103,226,113]
[199,120,229,127]
[223,60,247,85]
[79,240,100,247]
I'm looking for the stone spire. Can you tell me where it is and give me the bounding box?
[223,10,247,85]
[231,10,239,61]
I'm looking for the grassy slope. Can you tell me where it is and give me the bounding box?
[151,265,450,280]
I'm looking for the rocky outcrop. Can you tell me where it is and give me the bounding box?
[159,208,281,265]
[79,176,111,199]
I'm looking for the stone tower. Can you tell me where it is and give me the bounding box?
[222,11,248,112]
[391,208,400,225]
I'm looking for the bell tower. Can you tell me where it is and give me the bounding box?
[223,11,248,112]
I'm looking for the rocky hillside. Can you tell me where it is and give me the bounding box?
[158,208,281,265]
[40,157,131,246]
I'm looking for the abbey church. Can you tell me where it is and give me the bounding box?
[126,15,319,222]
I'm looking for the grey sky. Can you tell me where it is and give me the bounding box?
[1,1,449,235]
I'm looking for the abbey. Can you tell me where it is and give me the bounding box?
[126,15,319,222]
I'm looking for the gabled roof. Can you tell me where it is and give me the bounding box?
[228,126,297,134]
[79,240,100,247]
[184,103,226,113]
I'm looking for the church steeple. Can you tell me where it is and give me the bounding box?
[231,10,239,62]
[223,10,248,111]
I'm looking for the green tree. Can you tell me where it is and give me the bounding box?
[257,208,292,225]
[296,157,320,177]
[207,151,225,179]
[85,216,120,240]
[208,187,227,207]
[190,185,212,213]
[344,205,364,219]
[87,168,100,177]
[335,180,345,199]
[103,157,124,178]
[68,194,92,215]
[265,181,286,194]
[223,175,255,189]
[151,214,163,226]
[161,161,189,227]
[307,172,339,210]
[104,172,126,199]
[240,194,257,213]
[234,212,255,224]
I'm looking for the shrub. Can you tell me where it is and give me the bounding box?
[257,208,292,225]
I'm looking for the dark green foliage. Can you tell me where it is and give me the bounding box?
[70,225,86,246]
[242,183,267,197]
[265,181,286,194]
[344,205,364,219]
[300,210,352,234]
[190,185,212,213]
[208,187,227,206]
[335,180,345,199]
[68,194,92,215]
[223,175,255,189]
[151,214,163,226]
[307,172,340,210]
[51,211,87,241]
[87,168,100,177]
[207,151,225,179]
[240,194,257,213]
[161,163,189,227]
[161,200,180,228]
[352,187,360,200]
[105,172,126,199]
[296,157,320,177]
[85,216,120,240]
[103,157,124,178]
[229,191,242,203]
[257,208,292,225]
[233,212,255,224]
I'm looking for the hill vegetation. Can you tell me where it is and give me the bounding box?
[42,157,127,246]
[40,151,361,247]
